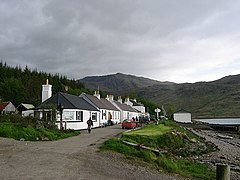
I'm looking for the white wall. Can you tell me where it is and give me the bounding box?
[56,109,100,130]
[4,102,16,113]
[173,113,192,123]
[22,110,34,117]
[133,105,145,114]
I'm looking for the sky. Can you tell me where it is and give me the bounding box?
[1,0,240,83]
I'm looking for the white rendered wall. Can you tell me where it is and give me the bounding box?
[173,113,192,123]
[56,109,100,130]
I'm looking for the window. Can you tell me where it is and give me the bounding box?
[76,111,83,122]
[63,111,74,120]
[92,112,97,121]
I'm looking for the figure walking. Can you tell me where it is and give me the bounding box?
[87,118,93,133]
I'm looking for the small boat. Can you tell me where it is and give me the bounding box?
[217,134,233,139]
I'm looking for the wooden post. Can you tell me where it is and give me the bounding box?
[216,164,230,180]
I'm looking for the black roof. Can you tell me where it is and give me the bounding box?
[36,92,98,111]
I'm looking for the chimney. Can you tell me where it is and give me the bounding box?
[105,94,109,101]
[118,96,122,104]
[108,94,114,101]
[42,79,52,102]
[133,98,137,102]
[94,90,100,99]
[124,97,130,105]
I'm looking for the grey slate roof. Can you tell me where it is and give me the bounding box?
[101,98,119,111]
[114,101,137,112]
[82,94,108,109]
[36,92,98,111]
[81,93,119,111]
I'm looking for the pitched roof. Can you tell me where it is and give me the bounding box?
[83,94,108,109]
[17,103,35,111]
[0,102,10,111]
[36,92,98,111]
[101,98,119,111]
[130,99,144,106]
[81,93,119,111]
[114,101,137,112]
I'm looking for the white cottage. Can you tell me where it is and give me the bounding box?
[35,81,99,130]
[80,92,120,125]
[0,102,16,114]
[35,92,100,130]
[109,96,139,122]
[17,103,35,117]
[173,109,192,123]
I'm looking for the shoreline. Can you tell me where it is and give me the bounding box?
[186,127,240,179]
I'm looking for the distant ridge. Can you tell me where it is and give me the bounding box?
[79,73,175,93]
[79,73,240,118]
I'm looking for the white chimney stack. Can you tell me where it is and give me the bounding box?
[94,91,100,99]
[106,94,109,101]
[42,79,52,102]
[118,96,122,104]
[124,97,130,105]
[108,95,114,101]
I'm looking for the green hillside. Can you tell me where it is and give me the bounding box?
[80,73,240,118]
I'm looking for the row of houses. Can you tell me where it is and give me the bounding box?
[0,80,193,130]
[34,80,146,130]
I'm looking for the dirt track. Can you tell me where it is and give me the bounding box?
[0,124,196,180]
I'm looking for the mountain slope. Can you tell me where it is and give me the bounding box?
[80,73,240,118]
[79,73,174,93]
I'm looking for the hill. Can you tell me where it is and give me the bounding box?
[80,73,240,118]
[79,73,174,93]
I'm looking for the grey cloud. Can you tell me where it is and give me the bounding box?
[1,0,240,83]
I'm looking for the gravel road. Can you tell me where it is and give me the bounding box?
[0,124,197,180]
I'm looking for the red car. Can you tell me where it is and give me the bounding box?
[122,119,137,129]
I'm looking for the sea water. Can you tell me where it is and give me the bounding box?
[194,118,240,125]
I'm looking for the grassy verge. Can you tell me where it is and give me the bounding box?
[0,115,80,141]
[101,121,216,179]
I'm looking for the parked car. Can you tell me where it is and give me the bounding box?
[140,116,150,123]
[122,119,137,129]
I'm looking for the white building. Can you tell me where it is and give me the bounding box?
[35,81,100,130]
[173,109,192,123]
[80,92,120,125]
[17,103,35,117]
[109,96,139,122]
[0,102,16,114]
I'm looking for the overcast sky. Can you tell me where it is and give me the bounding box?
[1,0,240,83]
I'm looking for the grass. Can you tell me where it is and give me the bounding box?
[0,115,80,141]
[101,120,216,179]
[125,123,171,136]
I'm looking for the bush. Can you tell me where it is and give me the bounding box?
[0,122,80,141]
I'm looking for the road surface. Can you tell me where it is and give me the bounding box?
[0,124,195,180]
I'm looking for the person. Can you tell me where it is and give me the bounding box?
[87,117,93,133]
